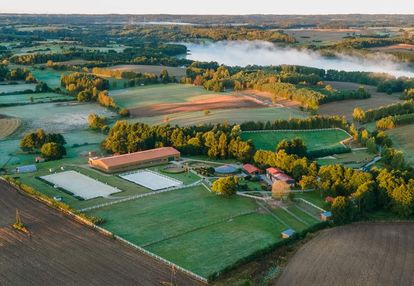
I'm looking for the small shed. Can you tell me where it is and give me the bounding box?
[321,211,332,221]
[281,228,295,239]
[16,164,37,173]
[242,164,261,175]
[35,156,45,163]
[325,196,334,203]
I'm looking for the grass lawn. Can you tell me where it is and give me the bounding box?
[317,149,375,169]
[294,191,327,209]
[287,205,320,225]
[386,124,414,166]
[147,165,201,184]
[146,213,285,278]
[241,129,351,152]
[272,207,308,231]
[30,68,66,89]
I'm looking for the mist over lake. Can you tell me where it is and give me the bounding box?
[185,41,414,78]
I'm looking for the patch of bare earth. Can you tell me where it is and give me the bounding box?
[276,222,414,286]
[236,90,302,108]
[0,115,21,139]
[0,180,204,286]
[129,94,266,117]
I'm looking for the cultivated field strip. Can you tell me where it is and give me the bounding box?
[277,222,414,286]
[0,180,205,286]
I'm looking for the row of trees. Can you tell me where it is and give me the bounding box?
[353,100,414,123]
[0,66,36,83]
[376,113,414,130]
[102,121,255,162]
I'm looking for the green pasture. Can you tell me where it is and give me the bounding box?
[30,68,64,88]
[88,185,321,278]
[317,149,375,169]
[0,92,69,105]
[294,191,327,209]
[110,84,218,108]
[386,124,414,166]
[128,106,307,126]
[0,84,36,94]
[147,165,201,184]
[241,129,350,152]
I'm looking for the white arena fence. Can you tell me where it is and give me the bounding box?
[119,169,183,190]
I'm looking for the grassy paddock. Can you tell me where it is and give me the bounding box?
[386,124,414,165]
[241,128,351,152]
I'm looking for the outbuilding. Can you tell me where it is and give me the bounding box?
[321,211,332,221]
[281,228,295,239]
[242,164,261,175]
[15,164,37,173]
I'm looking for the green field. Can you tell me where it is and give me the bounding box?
[87,185,321,278]
[241,129,351,152]
[128,106,307,126]
[317,149,375,169]
[30,68,65,88]
[0,83,36,94]
[386,124,414,165]
[0,92,70,105]
[110,84,219,109]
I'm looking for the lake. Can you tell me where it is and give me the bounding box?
[184,40,414,78]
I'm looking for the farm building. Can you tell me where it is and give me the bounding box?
[15,164,37,173]
[281,228,295,239]
[266,167,295,186]
[88,147,180,173]
[242,164,261,175]
[321,211,332,221]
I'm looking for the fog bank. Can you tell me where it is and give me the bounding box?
[185,41,414,78]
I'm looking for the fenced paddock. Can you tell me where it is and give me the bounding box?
[41,170,121,200]
[120,170,183,190]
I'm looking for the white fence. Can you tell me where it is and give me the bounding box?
[295,198,326,212]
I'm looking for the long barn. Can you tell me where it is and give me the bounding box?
[89,147,180,173]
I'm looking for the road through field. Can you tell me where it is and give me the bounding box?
[277,222,414,286]
[0,180,204,286]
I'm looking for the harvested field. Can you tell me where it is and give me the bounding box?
[106,64,187,77]
[129,94,265,117]
[0,180,204,286]
[318,81,402,119]
[0,116,21,139]
[277,222,414,286]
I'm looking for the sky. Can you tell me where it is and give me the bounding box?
[2,0,414,15]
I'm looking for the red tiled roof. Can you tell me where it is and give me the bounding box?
[243,164,261,174]
[91,147,180,169]
[266,167,283,175]
[325,196,334,203]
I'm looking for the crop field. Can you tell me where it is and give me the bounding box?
[0,92,69,105]
[87,185,321,278]
[129,106,307,126]
[0,180,202,286]
[240,129,351,152]
[0,116,21,139]
[277,222,414,286]
[0,83,36,94]
[317,149,375,169]
[105,64,187,77]
[387,124,414,165]
[318,81,402,120]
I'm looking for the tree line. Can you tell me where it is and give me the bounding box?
[19,129,66,160]
[353,100,414,123]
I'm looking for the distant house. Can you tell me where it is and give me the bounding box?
[325,196,334,203]
[88,147,180,173]
[281,228,295,239]
[16,164,37,173]
[321,211,332,221]
[266,167,295,186]
[242,164,261,175]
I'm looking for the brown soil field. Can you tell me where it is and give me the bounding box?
[373,43,414,52]
[129,94,266,117]
[55,59,91,65]
[318,81,403,119]
[237,90,302,109]
[107,64,187,77]
[277,222,414,286]
[0,180,204,286]
[0,116,21,139]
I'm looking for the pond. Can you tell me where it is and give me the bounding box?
[184,40,414,78]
